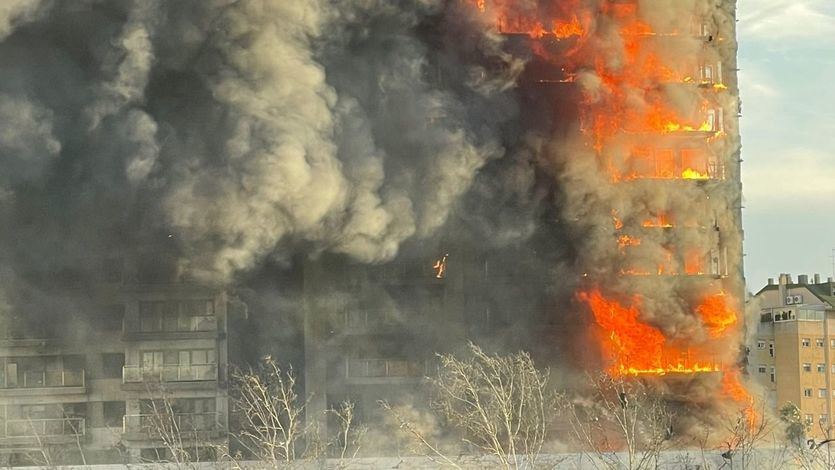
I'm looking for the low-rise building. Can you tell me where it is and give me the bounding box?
[752,273,835,438]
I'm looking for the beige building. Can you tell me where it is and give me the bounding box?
[0,258,229,465]
[753,273,835,438]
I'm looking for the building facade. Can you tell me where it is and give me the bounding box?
[0,259,229,465]
[753,273,835,438]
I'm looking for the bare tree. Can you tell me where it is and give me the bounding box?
[229,355,310,466]
[382,342,556,469]
[379,400,465,469]
[558,374,674,470]
[327,400,367,465]
[135,383,219,468]
[226,356,365,468]
[716,401,771,469]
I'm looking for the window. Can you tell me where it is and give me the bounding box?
[101,354,124,379]
[102,401,125,427]
[757,340,766,349]
[818,338,826,347]
[818,364,826,373]
[831,364,835,374]
[99,305,124,332]
[769,342,775,357]
[770,367,776,383]
[803,338,811,347]
[804,363,812,372]
[820,389,828,398]
[805,389,813,398]
[831,339,835,348]
[699,64,713,82]
[139,300,215,332]
[757,365,767,374]
[140,349,216,381]
[806,415,814,425]
[822,415,829,424]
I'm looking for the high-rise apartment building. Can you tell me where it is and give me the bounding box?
[753,273,835,438]
[0,258,229,465]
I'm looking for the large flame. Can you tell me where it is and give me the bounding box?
[578,290,720,376]
[696,293,738,337]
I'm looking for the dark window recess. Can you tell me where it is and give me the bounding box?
[101,354,124,379]
[99,305,125,332]
[64,355,86,371]
[102,401,125,428]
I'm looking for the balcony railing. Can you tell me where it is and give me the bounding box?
[136,315,217,334]
[1,370,85,389]
[123,413,224,435]
[347,359,426,379]
[2,418,85,438]
[122,364,217,383]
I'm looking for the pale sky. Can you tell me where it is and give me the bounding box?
[737,0,835,290]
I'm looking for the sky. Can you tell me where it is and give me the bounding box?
[737,0,835,290]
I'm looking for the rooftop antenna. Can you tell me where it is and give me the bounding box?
[831,248,835,278]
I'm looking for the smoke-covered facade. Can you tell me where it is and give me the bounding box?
[0,0,746,464]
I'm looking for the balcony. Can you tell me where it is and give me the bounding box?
[123,364,217,386]
[346,359,427,384]
[0,370,86,396]
[125,315,218,341]
[0,418,85,443]
[122,413,225,441]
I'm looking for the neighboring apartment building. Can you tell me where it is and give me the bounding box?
[0,258,229,465]
[753,273,835,438]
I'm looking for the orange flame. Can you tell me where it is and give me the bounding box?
[641,213,673,228]
[696,293,738,337]
[553,15,584,39]
[611,210,624,230]
[432,254,448,279]
[617,235,641,250]
[579,290,720,376]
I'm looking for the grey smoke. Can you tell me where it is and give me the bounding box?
[0,0,520,284]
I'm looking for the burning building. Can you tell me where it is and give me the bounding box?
[480,1,743,375]
[0,0,749,464]
[299,0,749,442]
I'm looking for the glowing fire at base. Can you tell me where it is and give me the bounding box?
[578,290,720,377]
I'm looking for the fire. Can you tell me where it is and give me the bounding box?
[553,15,584,39]
[721,368,758,428]
[432,254,448,279]
[682,168,710,180]
[696,293,738,337]
[641,213,673,228]
[579,290,720,377]
[617,235,641,250]
[611,210,624,230]
[475,0,743,415]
